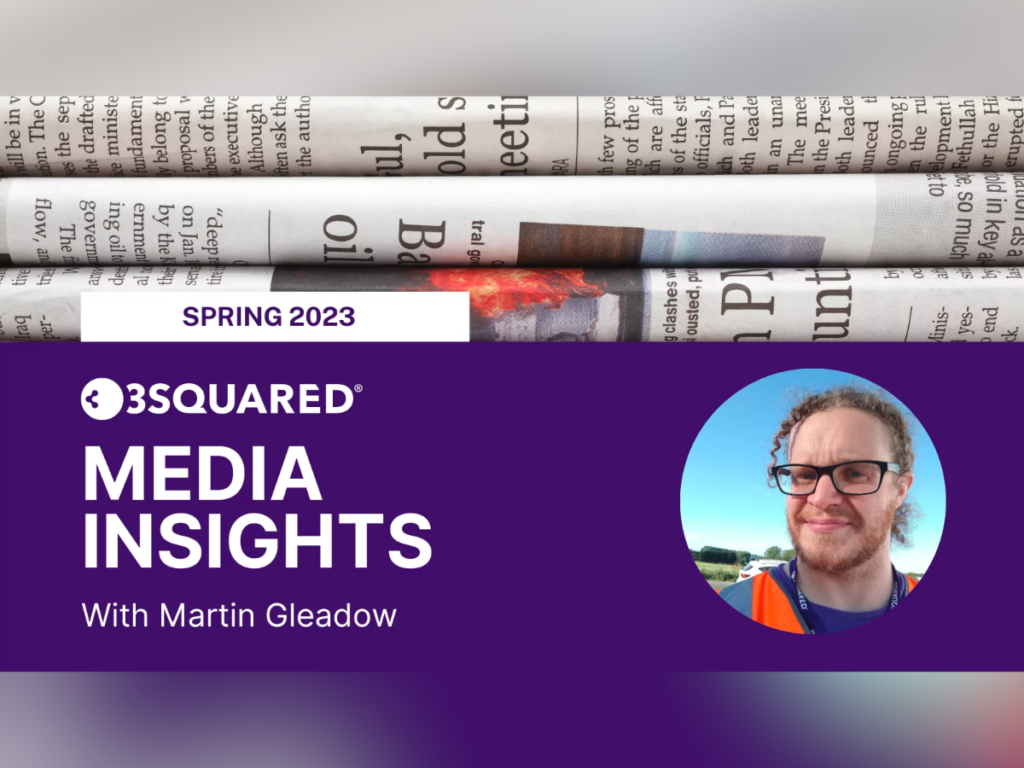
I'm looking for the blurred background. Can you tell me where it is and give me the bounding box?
[3,0,1023,764]
[1,0,1022,94]
[1,673,1022,767]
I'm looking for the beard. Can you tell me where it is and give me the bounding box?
[787,499,897,574]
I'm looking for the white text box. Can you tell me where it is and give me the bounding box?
[82,292,470,342]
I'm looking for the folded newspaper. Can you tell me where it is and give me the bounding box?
[1,173,1022,268]
[1,96,1021,177]
[1,265,1019,342]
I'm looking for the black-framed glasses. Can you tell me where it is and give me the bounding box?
[771,461,901,496]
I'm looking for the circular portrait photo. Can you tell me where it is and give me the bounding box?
[680,369,945,635]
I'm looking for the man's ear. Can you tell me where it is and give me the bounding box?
[895,472,914,506]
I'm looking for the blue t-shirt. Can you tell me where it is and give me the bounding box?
[774,561,894,634]
[802,601,888,634]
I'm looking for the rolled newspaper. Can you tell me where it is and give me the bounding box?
[1,173,1022,268]
[1,96,1021,177]
[1,265,1019,342]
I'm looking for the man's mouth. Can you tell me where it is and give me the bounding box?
[803,518,852,534]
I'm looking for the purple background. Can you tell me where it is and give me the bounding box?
[0,342,1018,671]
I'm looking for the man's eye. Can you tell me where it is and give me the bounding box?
[838,465,875,484]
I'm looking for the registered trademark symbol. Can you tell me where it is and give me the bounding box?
[354,384,363,393]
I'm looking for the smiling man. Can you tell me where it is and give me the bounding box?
[718,386,920,634]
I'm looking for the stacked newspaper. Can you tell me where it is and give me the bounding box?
[2,96,1022,341]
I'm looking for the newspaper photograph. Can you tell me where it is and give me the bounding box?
[1,96,1021,178]
[1,173,1022,268]
[1,265,1019,342]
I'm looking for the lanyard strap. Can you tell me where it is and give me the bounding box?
[788,558,901,635]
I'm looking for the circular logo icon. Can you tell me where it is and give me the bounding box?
[81,378,124,421]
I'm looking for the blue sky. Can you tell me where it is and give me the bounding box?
[680,369,946,574]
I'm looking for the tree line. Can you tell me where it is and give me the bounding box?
[690,545,796,566]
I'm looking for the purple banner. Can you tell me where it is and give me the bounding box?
[0,342,1017,671]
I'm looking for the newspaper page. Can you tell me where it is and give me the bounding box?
[1,96,1021,178]
[1,173,1023,268]
[2,265,1019,342]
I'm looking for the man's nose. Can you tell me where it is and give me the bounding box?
[808,471,845,507]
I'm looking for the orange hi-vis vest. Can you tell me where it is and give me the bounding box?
[717,563,919,634]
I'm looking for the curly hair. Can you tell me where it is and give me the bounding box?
[767,385,919,545]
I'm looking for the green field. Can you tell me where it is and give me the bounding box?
[697,560,925,583]
[695,562,742,582]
